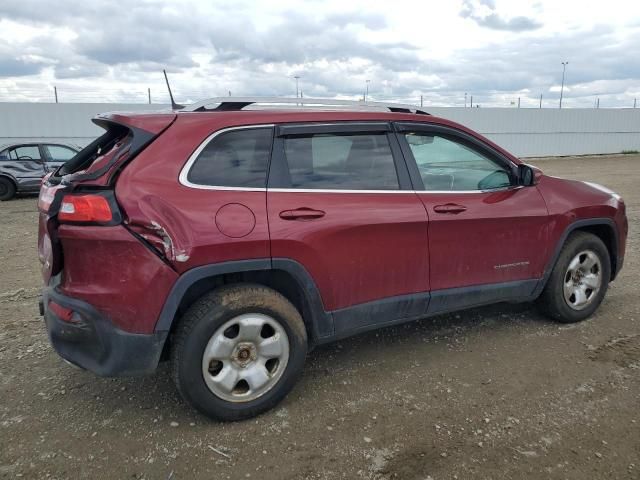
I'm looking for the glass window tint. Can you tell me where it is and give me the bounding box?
[187,128,273,187]
[45,145,77,162]
[284,133,399,190]
[404,133,512,191]
[9,146,41,161]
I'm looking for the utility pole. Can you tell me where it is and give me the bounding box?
[364,79,370,102]
[634,98,637,108]
[420,95,423,108]
[539,94,542,108]
[54,86,58,103]
[294,76,300,98]
[148,88,151,104]
[518,97,521,108]
[464,92,467,108]
[470,95,473,108]
[596,97,600,109]
[559,61,568,109]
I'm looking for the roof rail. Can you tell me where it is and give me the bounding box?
[180,97,429,115]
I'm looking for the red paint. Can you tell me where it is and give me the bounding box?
[38,108,628,336]
[215,203,256,238]
[267,191,429,310]
[535,175,627,263]
[96,112,177,134]
[56,225,177,333]
[417,186,549,290]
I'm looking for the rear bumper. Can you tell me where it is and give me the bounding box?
[41,286,167,376]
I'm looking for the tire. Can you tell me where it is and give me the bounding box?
[538,231,611,323]
[0,177,16,201]
[170,284,308,421]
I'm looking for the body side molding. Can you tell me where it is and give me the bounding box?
[328,279,539,342]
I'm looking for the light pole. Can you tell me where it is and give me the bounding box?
[559,61,568,109]
[364,79,370,102]
[294,75,300,98]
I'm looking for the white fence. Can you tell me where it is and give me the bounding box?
[1,102,639,157]
[428,107,640,157]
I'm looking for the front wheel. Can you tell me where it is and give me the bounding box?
[538,231,611,323]
[171,284,308,421]
[0,177,16,201]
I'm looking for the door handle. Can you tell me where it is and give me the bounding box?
[433,203,467,214]
[279,208,326,220]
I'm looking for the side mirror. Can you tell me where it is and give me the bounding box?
[518,164,537,186]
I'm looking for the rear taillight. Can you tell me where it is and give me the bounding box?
[58,194,114,223]
[38,178,64,213]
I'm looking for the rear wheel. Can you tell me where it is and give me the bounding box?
[171,284,307,421]
[538,232,610,323]
[0,177,16,201]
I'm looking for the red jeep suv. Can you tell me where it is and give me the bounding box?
[38,98,627,420]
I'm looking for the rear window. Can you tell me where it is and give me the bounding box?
[187,127,273,188]
[58,124,128,176]
[283,133,399,190]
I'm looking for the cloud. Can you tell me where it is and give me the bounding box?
[0,56,45,76]
[460,0,542,31]
[0,0,637,108]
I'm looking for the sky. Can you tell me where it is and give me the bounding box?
[0,0,639,108]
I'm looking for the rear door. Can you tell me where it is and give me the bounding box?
[395,122,549,310]
[267,122,430,337]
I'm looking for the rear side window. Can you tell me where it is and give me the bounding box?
[283,133,399,190]
[187,127,273,188]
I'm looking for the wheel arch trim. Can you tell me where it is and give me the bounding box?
[0,172,18,186]
[533,217,619,297]
[154,258,334,343]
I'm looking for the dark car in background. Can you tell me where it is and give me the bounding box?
[0,143,79,200]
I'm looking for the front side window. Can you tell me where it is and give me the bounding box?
[187,127,273,188]
[404,133,513,191]
[44,145,77,162]
[9,146,41,161]
[283,133,399,190]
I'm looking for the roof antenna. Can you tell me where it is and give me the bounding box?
[163,69,184,110]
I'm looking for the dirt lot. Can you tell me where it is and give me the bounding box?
[1,154,639,479]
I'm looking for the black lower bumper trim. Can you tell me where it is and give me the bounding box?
[42,287,167,376]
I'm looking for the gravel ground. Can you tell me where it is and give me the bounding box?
[1,154,639,479]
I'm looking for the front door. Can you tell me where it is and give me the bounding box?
[395,123,549,310]
[6,145,46,190]
[267,123,429,337]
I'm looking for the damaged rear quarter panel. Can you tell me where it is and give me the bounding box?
[57,225,178,333]
[115,114,270,273]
